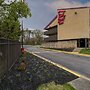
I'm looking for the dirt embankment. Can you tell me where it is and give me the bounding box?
[0,53,78,90]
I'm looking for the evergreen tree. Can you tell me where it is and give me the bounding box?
[0,0,31,40]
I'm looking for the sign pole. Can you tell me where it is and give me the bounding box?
[22,21,24,48]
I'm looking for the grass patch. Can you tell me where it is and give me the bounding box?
[79,48,90,55]
[37,82,75,90]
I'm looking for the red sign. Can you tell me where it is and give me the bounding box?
[21,48,24,54]
[57,10,66,25]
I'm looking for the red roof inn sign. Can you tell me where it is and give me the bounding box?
[57,10,66,25]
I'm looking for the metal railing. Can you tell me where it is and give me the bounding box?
[0,39,21,79]
[44,35,57,42]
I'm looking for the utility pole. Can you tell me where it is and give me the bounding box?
[22,21,24,48]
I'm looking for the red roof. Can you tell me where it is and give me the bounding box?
[57,6,90,10]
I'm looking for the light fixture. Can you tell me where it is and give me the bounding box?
[75,12,77,14]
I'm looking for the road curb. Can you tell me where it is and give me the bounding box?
[26,50,90,81]
[42,48,90,57]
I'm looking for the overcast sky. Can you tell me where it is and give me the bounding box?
[22,0,90,30]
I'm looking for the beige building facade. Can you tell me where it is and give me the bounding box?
[44,7,90,50]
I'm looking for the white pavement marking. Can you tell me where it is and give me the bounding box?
[28,52,40,53]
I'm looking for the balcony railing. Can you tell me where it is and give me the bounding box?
[44,26,57,35]
[44,35,57,42]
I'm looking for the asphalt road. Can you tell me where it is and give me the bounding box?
[24,45,90,79]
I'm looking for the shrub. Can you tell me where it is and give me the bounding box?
[79,49,90,55]
[37,82,75,90]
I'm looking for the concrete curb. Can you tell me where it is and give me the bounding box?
[42,48,90,57]
[26,50,90,81]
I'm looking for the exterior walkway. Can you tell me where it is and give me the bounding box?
[69,78,90,90]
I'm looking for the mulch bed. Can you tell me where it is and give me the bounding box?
[0,52,78,90]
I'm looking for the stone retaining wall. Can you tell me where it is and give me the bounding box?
[43,40,77,49]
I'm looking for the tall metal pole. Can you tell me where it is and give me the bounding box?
[22,21,24,48]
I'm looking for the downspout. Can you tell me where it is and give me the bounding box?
[89,9,90,48]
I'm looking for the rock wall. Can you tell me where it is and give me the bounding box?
[43,40,77,49]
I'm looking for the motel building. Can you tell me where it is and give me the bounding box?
[43,7,90,51]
